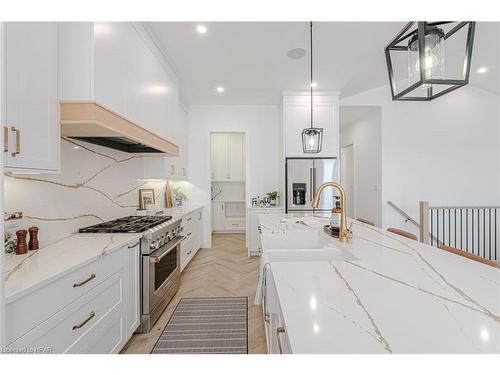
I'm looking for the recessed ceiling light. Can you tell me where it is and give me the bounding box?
[287,48,306,59]
[196,25,207,34]
[216,86,225,93]
[477,66,488,74]
[72,146,80,150]
[311,82,318,88]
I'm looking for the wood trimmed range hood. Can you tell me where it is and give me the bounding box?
[60,101,179,156]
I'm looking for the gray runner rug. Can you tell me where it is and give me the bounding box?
[151,297,248,354]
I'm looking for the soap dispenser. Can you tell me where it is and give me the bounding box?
[330,196,341,236]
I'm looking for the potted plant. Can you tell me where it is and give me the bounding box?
[266,191,279,207]
[172,185,188,207]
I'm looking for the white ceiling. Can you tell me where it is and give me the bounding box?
[148,22,500,105]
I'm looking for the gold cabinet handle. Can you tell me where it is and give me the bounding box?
[72,311,95,330]
[3,126,8,153]
[277,326,286,354]
[128,241,140,249]
[11,126,20,157]
[73,273,96,288]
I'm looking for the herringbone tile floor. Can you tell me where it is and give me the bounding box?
[122,233,267,354]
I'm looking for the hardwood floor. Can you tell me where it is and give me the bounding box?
[121,233,267,354]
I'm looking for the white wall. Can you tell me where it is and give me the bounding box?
[3,140,177,244]
[188,105,280,247]
[339,107,382,227]
[341,84,500,235]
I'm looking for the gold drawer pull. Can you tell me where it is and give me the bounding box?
[128,241,140,249]
[277,326,286,354]
[72,311,95,330]
[73,273,96,288]
[11,126,20,157]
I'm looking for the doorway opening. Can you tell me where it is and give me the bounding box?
[210,132,246,235]
[339,106,382,227]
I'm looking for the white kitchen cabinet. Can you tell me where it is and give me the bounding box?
[282,91,339,158]
[2,22,60,172]
[247,207,283,256]
[194,208,204,250]
[6,239,140,353]
[180,207,205,272]
[211,134,229,181]
[228,134,245,181]
[211,201,226,232]
[212,201,246,233]
[59,22,179,142]
[262,264,292,354]
[211,133,245,182]
[142,104,189,180]
[125,240,141,337]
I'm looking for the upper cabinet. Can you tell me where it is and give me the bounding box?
[282,91,339,158]
[2,22,60,172]
[59,22,179,142]
[142,102,189,180]
[211,133,245,182]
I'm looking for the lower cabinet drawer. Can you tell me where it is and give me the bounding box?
[182,214,195,236]
[6,248,125,345]
[180,235,196,272]
[225,218,245,230]
[9,269,124,353]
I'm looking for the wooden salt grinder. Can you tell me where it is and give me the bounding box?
[28,226,40,251]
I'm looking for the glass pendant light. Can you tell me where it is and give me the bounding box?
[302,22,323,153]
[408,25,445,89]
[385,22,475,101]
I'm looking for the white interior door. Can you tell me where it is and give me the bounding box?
[340,144,356,218]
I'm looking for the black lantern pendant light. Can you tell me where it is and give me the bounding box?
[385,21,475,101]
[302,22,323,153]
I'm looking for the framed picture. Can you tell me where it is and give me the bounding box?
[139,189,155,210]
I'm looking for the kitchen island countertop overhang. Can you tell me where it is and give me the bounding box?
[256,214,500,354]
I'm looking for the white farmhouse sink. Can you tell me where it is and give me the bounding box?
[260,230,358,262]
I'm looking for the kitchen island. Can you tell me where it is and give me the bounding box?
[256,214,500,353]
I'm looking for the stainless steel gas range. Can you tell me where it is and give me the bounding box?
[79,215,183,333]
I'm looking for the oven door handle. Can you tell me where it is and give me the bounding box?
[150,236,184,263]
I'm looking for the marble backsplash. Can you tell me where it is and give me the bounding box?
[4,138,198,245]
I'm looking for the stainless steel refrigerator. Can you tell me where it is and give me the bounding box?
[285,157,340,213]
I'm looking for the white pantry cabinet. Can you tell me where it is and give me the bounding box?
[212,201,246,233]
[180,207,205,272]
[2,22,60,172]
[211,133,245,182]
[6,239,140,353]
[282,91,339,158]
[59,22,179,142]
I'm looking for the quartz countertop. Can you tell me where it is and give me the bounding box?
[161,204,204,221]
[259,214,500,353]
[4,233,141,304]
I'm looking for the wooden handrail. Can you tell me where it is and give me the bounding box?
[387,201,420,227]
[387,201,440,245]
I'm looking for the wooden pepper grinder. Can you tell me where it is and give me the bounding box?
[28,226,39,251]
[15,229,28,255]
